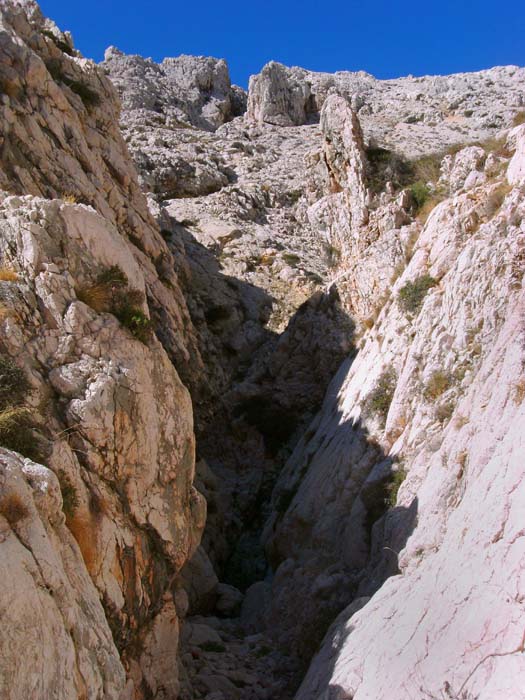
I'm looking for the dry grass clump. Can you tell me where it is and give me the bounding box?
[0,267,19,282]
[513,378,525,405]
[0,493,29,526]
[424,370,452,400]
[77,265,152,343]
[62,193,78,204]
[513,111,525,127]
[0,354,43,461]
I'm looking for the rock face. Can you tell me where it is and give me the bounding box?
[264,129,525,696]
[248,60,525,156]
[0,3,204,698]
[0,448,125,699]
[103,47,246,132]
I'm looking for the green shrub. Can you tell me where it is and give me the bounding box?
[366,146,414,193]
[65,80,100,108]
[113,304,152,343]
[41,29,75,56]
[364,367,397,423]
[397,275,437,315]
[409,181,431,211]
[424,370,452,400]
[386,467,407,507]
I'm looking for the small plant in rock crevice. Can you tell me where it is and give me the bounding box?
[57,471,79,519]
[386,466,407,507]
[424,370,452,401]
[0,267,19,282]
[0,354,44,461]
[397,275,437,315]
[77,265,152,343]
[364,366,398,423]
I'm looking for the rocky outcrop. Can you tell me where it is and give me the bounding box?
[263,127,525,695]
[0,448,126,699]
[2,2,525,699]
[248,61,525,156]
[0,3,205,697]
[103,47,246,131]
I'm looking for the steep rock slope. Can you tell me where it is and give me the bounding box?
[263,105,525,695]
[0,2,205,697]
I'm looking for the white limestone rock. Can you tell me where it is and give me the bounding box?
[0,449,126,700]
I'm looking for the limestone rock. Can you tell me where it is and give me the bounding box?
[248,61,525,157]
[507,124,525,185]
[0,449,126,700]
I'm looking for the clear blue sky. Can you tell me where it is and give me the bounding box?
[39,0,525,88]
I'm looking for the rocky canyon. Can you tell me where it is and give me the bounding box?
[1,1,525,699]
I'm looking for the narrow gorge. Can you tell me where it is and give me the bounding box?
[1,2,525,699]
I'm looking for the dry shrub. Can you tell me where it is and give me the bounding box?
[77,266,152,343]
[0,492,29,525]
[485,184,512,219]
[76,282,112,312]
[513,111,525,127]
[424,370,452,400]
[62,193,78,204]
[513,378,525,405]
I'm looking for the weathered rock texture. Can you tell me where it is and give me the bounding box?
[0,448,125,699]
[264,125,525,697]
[0,2,204,697]
[248,60,525,155]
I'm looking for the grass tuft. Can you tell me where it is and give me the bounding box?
[424,371,452,401]
[77,266,152,343]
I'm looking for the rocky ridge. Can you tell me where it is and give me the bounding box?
[1,2,525,699]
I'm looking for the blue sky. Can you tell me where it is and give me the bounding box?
[39,0,525,88]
